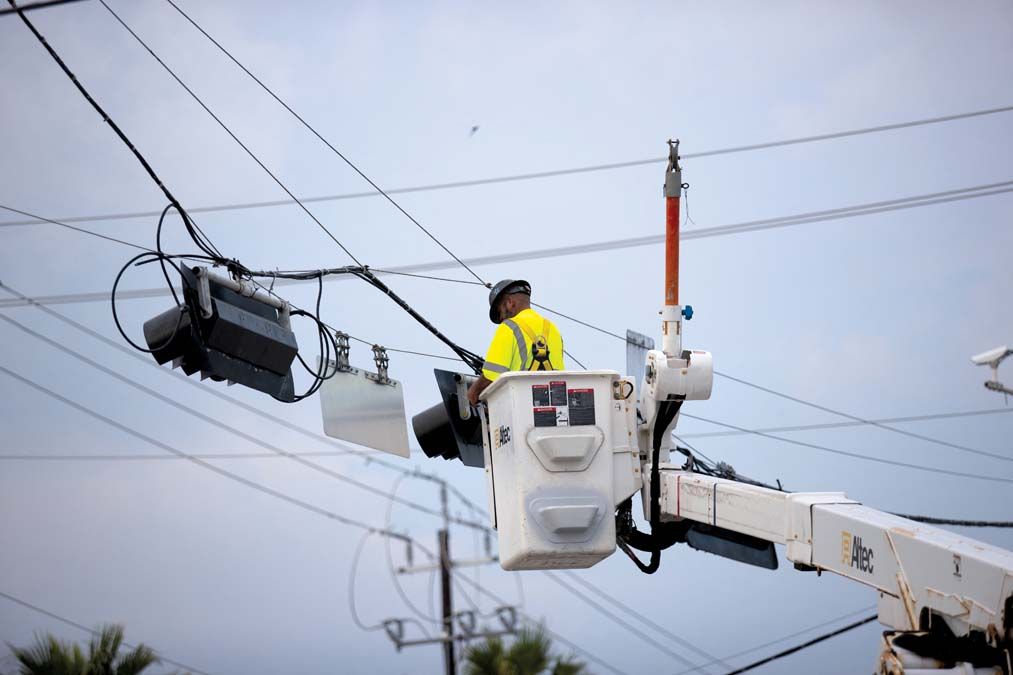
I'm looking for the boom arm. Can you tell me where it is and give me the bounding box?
[652,468,1013,666]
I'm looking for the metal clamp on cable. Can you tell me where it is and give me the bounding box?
[368,344,391,385]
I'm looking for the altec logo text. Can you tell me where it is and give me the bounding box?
[841,531,875,574]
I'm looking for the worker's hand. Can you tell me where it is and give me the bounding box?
[467,376,491,407]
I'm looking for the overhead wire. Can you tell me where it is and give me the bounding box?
[0,363,411,540]
[0,0,87,15]
[5,220,1010,489]
[672,605,877,675]
[0,589,215,675]
[3,104,1011,228]
[721,614,879,675]
[680,407,1013,439]
[680,411,1013,485]
[0,278,486,514]
[0,311,488,530]
[540,570,717,671]
[7,179,1012,310]
[94,0,359,267]
[159,0,488,288]
[4,0,224,261]
[710,369,1013,465]
[891,514,1013,528]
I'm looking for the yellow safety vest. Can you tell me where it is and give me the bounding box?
[482,308,566,381]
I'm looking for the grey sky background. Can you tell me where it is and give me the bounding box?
[1,1,1012,673]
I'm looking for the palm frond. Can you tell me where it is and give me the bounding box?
[505,626,551,675]
[113,644,160,675]
[464,635,507,675]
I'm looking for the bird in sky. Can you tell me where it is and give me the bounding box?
[470,125,480,137]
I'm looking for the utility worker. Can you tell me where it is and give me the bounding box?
[467,279,565,405]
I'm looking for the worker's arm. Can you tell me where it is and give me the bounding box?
[470,324,515,405]
[467,376,493,406]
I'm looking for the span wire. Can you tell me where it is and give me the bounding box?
[95,0,360,266]
[7,0,222,260]
[161,0,488,287]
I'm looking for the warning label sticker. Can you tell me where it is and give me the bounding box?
[531,384,549,407]
[567,388,596,426]
[533,407,557,427]
[549,381,567,406]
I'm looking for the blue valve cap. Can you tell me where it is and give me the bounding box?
[682,305,694,320]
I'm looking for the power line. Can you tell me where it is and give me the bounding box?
[541,571,718,672]
[711,370,1012,465]
[3,104,1011,228]
[892,514,1013,528]
[681,412,1013,485]
[0,312,487,531]
[0,277,486,514]
[5,0,223,260]
[679,407,1013,439]
[0,0,87,16]
[159,0,487,287]
[0,204,151,251]
[0,364,407,538]
[559,570,732,673]
[722,614,878,675]
[4,179,1011,309]
[673,606,877,675]
[0,590,214,675]
[94,0,360,266]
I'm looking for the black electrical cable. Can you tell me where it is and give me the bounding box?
[618,399,682,574]
[6,0,226,260]
[110,251,187,354]
[891,514,1013,528]
[161,0,489,288]
[722,615,878,675]
[96,0,360,267]
[352,268,484,373]
[0,0,87,15]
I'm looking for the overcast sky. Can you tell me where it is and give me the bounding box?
[2,1,1012,673]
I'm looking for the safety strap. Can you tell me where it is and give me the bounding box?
[514,318,553,371]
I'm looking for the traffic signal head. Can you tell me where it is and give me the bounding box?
[143,265,298,400]
[412,369,485,467]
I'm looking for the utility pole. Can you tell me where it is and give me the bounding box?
[380,479,515,670]
[439,484,455,675]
